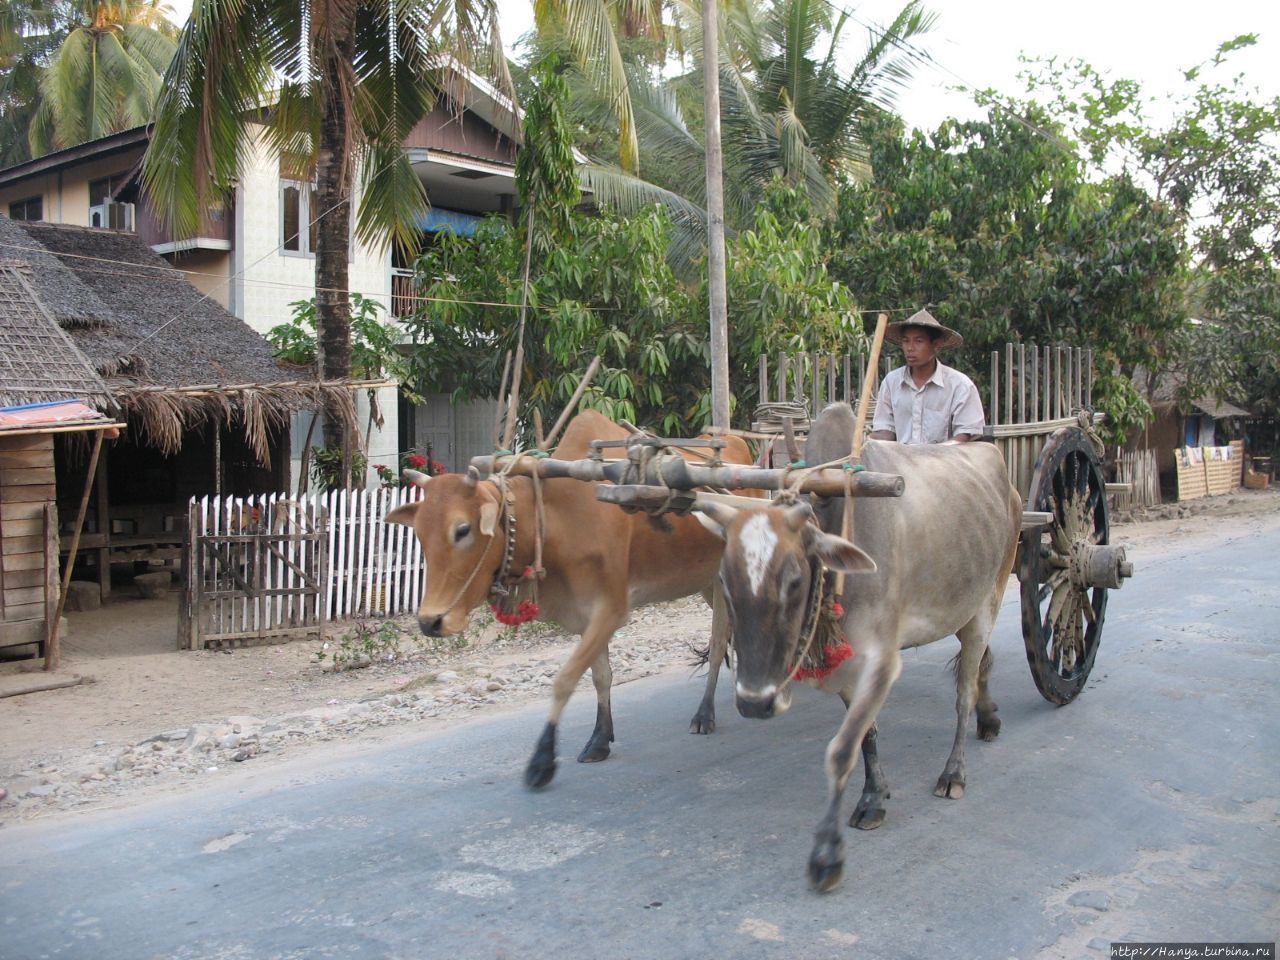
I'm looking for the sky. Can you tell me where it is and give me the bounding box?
[163,0,1279,133]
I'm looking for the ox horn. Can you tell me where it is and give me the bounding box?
[402,469,431,488]
[782,501,813,532]
[692,497,740,538]
[463,465,481,489]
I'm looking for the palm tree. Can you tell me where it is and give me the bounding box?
[531,0,669,173]
[26,0,178,155]
[575,0,935,267]
[141,0,515,480]
[1,0,70,165]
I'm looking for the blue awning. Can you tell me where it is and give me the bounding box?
[418,208,485,236]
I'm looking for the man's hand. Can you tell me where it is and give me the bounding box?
[952,433,976,443]
[869,430,895,441]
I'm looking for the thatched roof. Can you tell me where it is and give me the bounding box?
[0,263,114,408]
[14,220,289,387]
[0,217,360,461]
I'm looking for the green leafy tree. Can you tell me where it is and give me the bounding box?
[0,0,68,166]
[828,104,1189,442]
[1022,39,1280,415]
[25,0,177,155]
[406,71,863,434]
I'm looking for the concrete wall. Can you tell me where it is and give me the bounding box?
[167,248,232,309]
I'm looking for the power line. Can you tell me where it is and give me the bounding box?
[0,237,622,313]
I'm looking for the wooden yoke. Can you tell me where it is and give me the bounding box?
[470,453,905,499]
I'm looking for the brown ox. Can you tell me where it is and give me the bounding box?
[696,402,1021,891]
[384,410,754,788]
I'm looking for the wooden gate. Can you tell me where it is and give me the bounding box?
[180,495,328,649]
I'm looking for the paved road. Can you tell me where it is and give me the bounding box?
[3,526,1278,960]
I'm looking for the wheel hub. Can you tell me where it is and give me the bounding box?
[1068,541,1133,591]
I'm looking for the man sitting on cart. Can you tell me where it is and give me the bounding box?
[869,308,985,444]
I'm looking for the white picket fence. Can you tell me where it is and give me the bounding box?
[183,487,427,647]
[317,486,427,621]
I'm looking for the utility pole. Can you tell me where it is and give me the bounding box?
[702,0,730,430]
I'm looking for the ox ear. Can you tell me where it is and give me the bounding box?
[385,502,419,527]
[815,531,877,574]
[478,499,500,537]
[692,499,740,539]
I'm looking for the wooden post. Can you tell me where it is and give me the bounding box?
[1031,345,1040,423]
[94,445,111,600]
[43,503,58,671]
[47,429,104,671]
[703,0,730,430]
[990,350,999,427]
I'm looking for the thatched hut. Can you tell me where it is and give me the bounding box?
[0,262,123,666]
[0,216,362,599]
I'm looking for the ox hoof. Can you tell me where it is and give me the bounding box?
[849,792,888,830]
[934,772,966,799]
[525,754,558,789]
[807,840,845,893]
[977,712,1001,741]
[524,723,558,790]
[576,736,612,764]
[689,709,716,735]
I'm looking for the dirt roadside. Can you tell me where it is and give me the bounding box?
[1,486,1277,826]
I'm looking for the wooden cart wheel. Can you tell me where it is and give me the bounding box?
[1019,426,1131,704]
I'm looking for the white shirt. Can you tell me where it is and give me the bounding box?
[871,361,986,444]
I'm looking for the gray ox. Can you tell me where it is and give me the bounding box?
[696,402,1021,891]
[384,410,753,788]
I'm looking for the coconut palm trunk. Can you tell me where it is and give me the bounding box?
[314,31,356,482]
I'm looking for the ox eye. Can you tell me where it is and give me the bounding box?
[454,523,471,542]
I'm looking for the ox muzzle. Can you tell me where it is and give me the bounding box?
[735,682,790,719]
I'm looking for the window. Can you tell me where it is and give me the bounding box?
[280,180,319,256]
[88,174,134,230]
[8,196,43,221]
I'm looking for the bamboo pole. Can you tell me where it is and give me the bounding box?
[540,355,603,451]
[469,454,904,498]
[492,350,512,449]
[47,429,105,671]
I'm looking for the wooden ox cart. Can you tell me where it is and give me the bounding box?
[471,414,1134,706]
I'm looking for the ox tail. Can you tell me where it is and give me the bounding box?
[688,641,732,672]
[946,646,994,676]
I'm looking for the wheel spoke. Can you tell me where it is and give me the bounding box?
[1082,591,1098,626]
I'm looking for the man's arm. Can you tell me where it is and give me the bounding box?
[869,372,897,442]
[950,376,986,444]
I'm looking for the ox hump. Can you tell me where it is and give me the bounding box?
[739,512,779,596]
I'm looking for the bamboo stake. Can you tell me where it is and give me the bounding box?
[836,313,889,598]
[493,350,512,449]
[48,430,105,671]
[850,313,889,459]
[539,355,603,451]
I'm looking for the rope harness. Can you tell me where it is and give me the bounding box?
[486,451,548,627]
